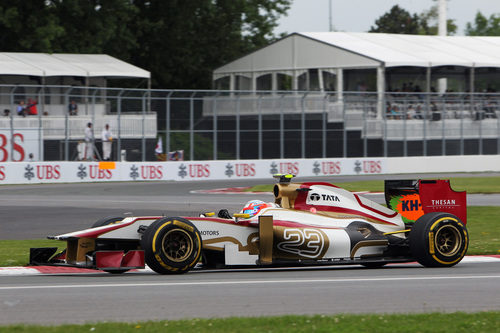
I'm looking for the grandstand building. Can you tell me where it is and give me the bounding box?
[211,32,500,157]
[0,53,155,161]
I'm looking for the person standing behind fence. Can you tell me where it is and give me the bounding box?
[68,100,78,116]
[17,100,26,117]
[101,123,113,161]
[84,122,94,160]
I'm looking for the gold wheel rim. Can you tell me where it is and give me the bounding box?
[434,224,462,257]
[161,229,193,262]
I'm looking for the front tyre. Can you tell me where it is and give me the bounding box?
[141,217,202,274]
[410,212,468,267]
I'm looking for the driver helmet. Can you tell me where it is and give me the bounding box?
[240,200,273,217]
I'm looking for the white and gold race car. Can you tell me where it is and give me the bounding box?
[30,175,469,274]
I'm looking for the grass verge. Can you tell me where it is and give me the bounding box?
[1,312,499,332]
[245,177,500,193]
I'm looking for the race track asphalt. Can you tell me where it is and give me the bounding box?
[0,262,499,325]
[0,173,499,325]
[1,172,499,240]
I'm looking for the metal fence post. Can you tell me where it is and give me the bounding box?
[37,90,43,161]
[64,87,73,161]
[212,92,218,161]
[258,94,263,159]
[117,90,124,161]
[301,93,306,158]
[236,94,240,159]
[142,91,147,161]
[166,91,173,157]
[9,87,16,161]
[190,92,195,161]
[342,96,347,158]
[280,94,285,159]
[322,94,328,158]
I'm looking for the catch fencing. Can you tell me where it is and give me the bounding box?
[1,85,499,162]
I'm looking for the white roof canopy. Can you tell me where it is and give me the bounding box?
[215,32,500,76]
[0,53,150,78]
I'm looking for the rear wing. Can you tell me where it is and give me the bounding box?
[385,179,467,224]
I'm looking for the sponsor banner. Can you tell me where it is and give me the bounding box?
[0,155,499,185]
[0,129,42,162]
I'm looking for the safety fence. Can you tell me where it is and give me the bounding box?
[1,155,499,185]
[1,85,500,162]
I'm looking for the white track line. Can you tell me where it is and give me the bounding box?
[0,274,499,291]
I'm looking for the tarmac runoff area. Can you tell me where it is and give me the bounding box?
[1,255,499,276]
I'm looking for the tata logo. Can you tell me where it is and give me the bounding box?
[309,193,340,202]
[310,193,321,201]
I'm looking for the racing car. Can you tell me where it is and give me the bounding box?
[30,175,469,274]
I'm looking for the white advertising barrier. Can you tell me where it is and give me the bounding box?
[0,129,42,162]
[0,155,499,184]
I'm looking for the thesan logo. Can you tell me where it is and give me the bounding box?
[309,192,340,203]
[431,199,457,206]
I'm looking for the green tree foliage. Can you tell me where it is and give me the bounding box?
[369,4,457,36]
[0,0,290,89]
[418,5,457,35]
[0,1,63,52]
[465,11,500,36]
[369,5,420,34]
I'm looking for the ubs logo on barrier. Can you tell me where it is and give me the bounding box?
[77,164,87,179]
[0,166,5,181]
[226,163,255,178]
[141,166,163,179]
[355,160,382,174]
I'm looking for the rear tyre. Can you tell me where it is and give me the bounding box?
[91,216,124,228]
[141,217,202,274]
[410,212,468,267]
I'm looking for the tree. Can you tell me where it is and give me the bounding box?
[0,0,291,89]
[418,5,457,35]
[130,0,291,88]
[369,3,457,36]
[0,0,63,52]
[465,11,500,36]
[369,5,420,34]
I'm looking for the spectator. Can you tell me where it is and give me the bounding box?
[17,100,26,117]
[84,122,94,160]
[68,100,78,116]
[101,124,113,161]
[26,98,38,115]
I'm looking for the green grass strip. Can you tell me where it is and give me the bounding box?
[1,312,499,332]
[246,176,500,193]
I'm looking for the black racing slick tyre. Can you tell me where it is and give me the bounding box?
[91,216,124,228]
[141,217,202,274]
[410,212,468,267]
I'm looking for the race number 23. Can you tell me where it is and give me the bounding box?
[277,228,325,259]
